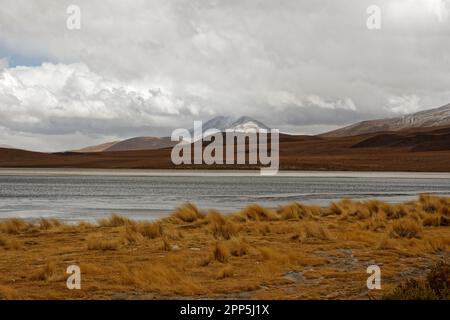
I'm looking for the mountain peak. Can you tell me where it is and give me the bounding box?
[190,115,270,136]
[228,116,271,132]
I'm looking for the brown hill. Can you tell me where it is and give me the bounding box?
[2,127,450,171]
[351,126,450,152]
[73,137,177,153]
[73,141,120,153]
[105,137,176,152]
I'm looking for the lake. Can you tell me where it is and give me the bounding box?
[1,169,450,223]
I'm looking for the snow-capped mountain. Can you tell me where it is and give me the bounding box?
[227,116,271,132]
[322,103,450,137]
[190,116,237,134]
[189,116,271,141]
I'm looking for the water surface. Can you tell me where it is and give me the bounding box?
[1,169,450,222]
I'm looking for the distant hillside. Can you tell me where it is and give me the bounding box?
[74,137,176,153]
[2,126,450,172]
[322,103,450,137]
[351,126,450,152]
[74,141,120,153]
[105,137,176,152]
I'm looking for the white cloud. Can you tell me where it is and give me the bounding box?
[0,58,8,70]
[306,96,356,111]
[386,95,423,114]
[0,62,202,137]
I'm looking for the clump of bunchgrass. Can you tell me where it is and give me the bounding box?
[207,211,239,240]
[302,221,331,241]
[213,241,230,263]
[97,214,131,227]
[172,203,205,223]
[389,218,423,239]
[228,238,249,257]
[239,204,279,221]
[0,219,32,234]
[137,221,163,239]
[38,218,62,230]
[277,203,314,220]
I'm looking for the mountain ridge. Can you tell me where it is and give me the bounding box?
[322,103,450,137]
[3,124,450,171]
[76,116,271,152]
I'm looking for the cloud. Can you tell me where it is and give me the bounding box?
[0,58,8,70]
[0,62,203,137]
[0,0,450,150]
[385,95,423,114]
[306,96,356,111]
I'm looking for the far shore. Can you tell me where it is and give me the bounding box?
[2,168,450,179]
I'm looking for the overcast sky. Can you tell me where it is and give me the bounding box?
[1,0,450,151]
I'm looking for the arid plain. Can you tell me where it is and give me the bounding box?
[0,195,448,300]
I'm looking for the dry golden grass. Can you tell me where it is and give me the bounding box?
[362,216,387,232]
[172,202,205,223]
[0,218,31,234]
[38,218,61,230]
[117,262,205,295]
[239,204,279,221]
[277,203,313,220]
[217,265,234,279]
[31,261,62,282]
[0,195,448,300]
[213,241,230,263]
[302,221,331,241]
[0,234,22,250]
[122,224,145,245]
[259,247,290,263]
[161,236,172,251]
[97,214,131,227]
[228,238,249,257]
[207,211,239,240]
[0,285,19,299]
[87,234,120,251]
[136,221,163,239]
[389,218,423,239]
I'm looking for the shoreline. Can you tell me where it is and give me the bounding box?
[2,168,450,179]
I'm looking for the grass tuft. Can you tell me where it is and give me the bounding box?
[302,221,331,241]
[0,219,31,234]
[97,214,131,227]
[38,218,61,230]
[207,211,239,240]
[389,218,423,239]
[172,203,205,223]
[213,241,230,263]
[239,204,279,221]
[228,238,249,257]
[137,221,163,239]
